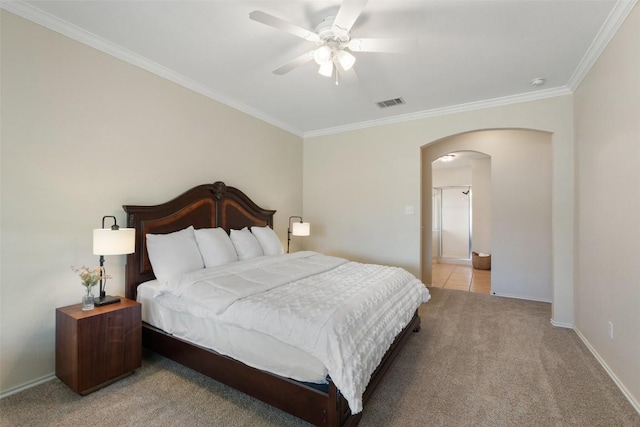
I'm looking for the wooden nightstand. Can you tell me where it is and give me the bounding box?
[56,297,141,395]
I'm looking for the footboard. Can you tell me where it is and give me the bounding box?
[143,323,336,425]
[141,311,421,427]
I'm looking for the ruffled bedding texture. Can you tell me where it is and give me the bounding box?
[155,251,431,413]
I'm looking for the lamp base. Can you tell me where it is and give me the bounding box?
[94,295,121,307]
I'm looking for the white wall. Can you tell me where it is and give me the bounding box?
[303,95,574,325]
[433,168,472,260]
[574,4,640,410]
[440,187,471,259]
[0,11,303,394]
[432,158,492,257]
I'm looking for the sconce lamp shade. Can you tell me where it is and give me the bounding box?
[287,216,310,253]
[291,222,310,236]
[93,228,135,255]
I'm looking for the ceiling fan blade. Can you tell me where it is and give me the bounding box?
[273,51,315,75]
[348,38,417,53]
[332,0,369,32]
[250,10,320,42]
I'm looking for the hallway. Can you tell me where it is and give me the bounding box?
[431,262,491,294]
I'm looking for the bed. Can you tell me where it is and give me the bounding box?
[124,181,429,426]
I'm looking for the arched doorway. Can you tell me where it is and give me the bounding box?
[421,129,553,302]
[432,150,492,292]
[432,150,491,261]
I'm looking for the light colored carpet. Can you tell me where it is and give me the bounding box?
[2,288,638,426]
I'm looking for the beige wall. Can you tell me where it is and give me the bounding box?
[5,3,637,411]
[304,96,573,324]
[0,11,303,394]
[574,4,640,410]
[432,166,471,188]
[471,158,492,255]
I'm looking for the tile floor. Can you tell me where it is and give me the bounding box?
[430,262,491,294]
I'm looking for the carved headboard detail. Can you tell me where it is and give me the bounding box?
[123,181,275,301]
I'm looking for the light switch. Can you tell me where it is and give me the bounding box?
[405,205,415,215]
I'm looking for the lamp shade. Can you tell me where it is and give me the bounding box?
[318,61,333,77]
[291,222,310,236]
[93,228,135,255]
[313,46,332,65]
[335,50,356,71]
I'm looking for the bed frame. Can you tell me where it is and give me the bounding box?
[124,181,421,427]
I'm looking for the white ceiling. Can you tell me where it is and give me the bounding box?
[4,0,634,137]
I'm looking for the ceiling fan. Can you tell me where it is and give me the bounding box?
[249,0,415,82]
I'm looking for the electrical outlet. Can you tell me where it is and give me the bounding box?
[608,321,614,339]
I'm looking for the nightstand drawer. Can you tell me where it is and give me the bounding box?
[56,298,141,394]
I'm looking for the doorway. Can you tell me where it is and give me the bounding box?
[420,129,552,303]
[432,186,471,261]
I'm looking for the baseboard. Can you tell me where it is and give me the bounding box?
[490,291,552,304]
[434,258,472,266]
[573,327,640,415]
[0,373,56,400]
[550,318,574,329]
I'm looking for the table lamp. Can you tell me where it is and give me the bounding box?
[93,215,135,306]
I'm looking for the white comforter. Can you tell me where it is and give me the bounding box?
[156,251,430,413]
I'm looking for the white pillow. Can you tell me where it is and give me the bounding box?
[230,227,263,261]
[251,226,283,256]
[146,226,204,283]
[194,227,238,267]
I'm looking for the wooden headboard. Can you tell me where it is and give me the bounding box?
[123,181,275,301]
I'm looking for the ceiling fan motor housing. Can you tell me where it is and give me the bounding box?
[312,15,355,76]
[316,15,351,46]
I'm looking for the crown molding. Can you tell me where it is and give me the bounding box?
[2,0,634,140]
[306,0,637,138]
[303,87,572,138]
[0,0,304,137]
[567,0,637,91]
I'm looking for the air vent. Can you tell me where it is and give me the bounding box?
[376,97,405,108]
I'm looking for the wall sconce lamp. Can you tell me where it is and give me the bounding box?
[287,216,310,253]
[92,215,135,306]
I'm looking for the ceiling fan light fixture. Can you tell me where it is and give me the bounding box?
[335,50,356,71]
[313,46,332,65]
[318,61,333,77]
[252,3,408,79]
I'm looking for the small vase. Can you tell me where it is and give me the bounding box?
[82,286,95,311]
